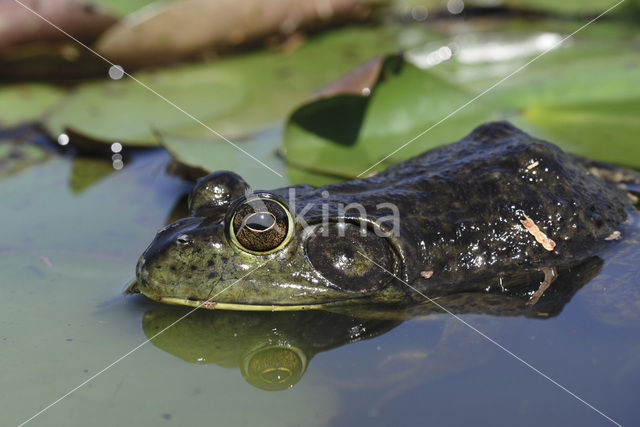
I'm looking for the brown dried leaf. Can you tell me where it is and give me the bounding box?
[0,0,117,52]
[313,55,385,99]
[95,0,372,67]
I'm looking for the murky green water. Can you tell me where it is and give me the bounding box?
[1,145,639,427]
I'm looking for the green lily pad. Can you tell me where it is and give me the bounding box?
[284,55,494,178]
[44,67,245,146]
[0,84,65,129]
[284,21,640,178]
[161,129,287,189]
[394,0,635,16]
[44,26,405,147]
[522,99,640,168]
[91,0,157,16]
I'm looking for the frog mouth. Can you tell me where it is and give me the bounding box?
[154,296,330,311]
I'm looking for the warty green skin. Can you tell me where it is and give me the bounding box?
[133,122,639,310]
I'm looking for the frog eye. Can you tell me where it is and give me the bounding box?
[226,193,294,254]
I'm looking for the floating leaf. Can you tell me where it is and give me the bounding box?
[45,26,405,146]
[161,129,287,189]
[0,84,65,129]
[96,0,372,67]
[91,0,156,16]
[44,66,245,146]
[393,0,636,16]
[284,55,494,178]
[522,100,640,168]
[0,0,117,52]
[0,138,51,178]
[284,22,640,179]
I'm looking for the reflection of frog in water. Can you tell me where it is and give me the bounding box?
[142,308,400,391]
[142,255,603,391]
[130,122,639,311]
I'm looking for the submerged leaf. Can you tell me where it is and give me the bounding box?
[70,156,115,193]
[0,138,51,178]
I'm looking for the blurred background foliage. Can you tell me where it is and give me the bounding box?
[0,0,638,189]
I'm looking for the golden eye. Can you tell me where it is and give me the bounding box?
[227,193,294,254]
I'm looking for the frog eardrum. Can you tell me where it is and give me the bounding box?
[225,193,294,254]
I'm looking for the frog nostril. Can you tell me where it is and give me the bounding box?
[176,234,192,246]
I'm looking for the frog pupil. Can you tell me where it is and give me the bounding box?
[244,212,276,232]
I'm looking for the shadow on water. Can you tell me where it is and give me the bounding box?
[141,255,605,391]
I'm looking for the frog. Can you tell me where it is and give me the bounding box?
[129,121,639,311]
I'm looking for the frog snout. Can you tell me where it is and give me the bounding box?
[136,218,228,289]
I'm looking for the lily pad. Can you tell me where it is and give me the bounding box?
[522,99,640,168]
[91,0,156,16]
[0,0,117,52]
[96,0,372,67]
[284,22,640,179]
[44,67,245,146]
[0,84,65,129]
[44,26,407,147]
[284,55,494,178]
[161,129,287,189]
[393,0,635,16]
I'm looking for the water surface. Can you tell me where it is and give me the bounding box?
[1,145,638,427]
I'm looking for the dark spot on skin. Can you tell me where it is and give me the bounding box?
[208,272,217,279]
[188,297,198,301]
[162,413,172,420]
[66,338,72,342]
[170,265,177,272]
[83,369,89,373]
[207,260,214,267]
[190,266,197,271]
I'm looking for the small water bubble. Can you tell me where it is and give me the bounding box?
[410,5,428,21]
[111,142,123,153]
[438,46,452,60]
[108,65,124,80]
[447,0,464,14]
[112,153,123,162]
[361,87,371,96]
[112,159,124,170]
[57,133,70,146]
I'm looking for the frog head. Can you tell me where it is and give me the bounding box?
[133,171,407,310]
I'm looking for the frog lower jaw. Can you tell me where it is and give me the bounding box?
[153,295,329,311]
